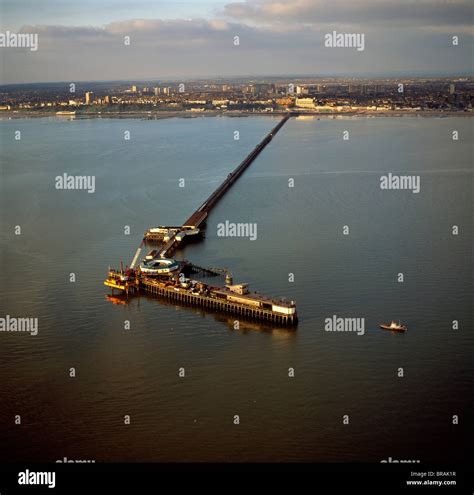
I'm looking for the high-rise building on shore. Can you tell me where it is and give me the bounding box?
[85,91,94,105]
[296,85,309,95]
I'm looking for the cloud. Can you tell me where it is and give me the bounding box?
[223,0,473,28]
[1,6,472,84]
[21,19,237,44]
[18,18,313,51]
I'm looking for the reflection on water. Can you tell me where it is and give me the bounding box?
[105,294,128,305]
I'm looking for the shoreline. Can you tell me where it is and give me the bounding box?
[0,109,472,120]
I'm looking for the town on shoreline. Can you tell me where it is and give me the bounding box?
[1,76,472,118]
[2,109,472,120]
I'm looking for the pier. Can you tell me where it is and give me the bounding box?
[185,114,290,226]
[158,114,290,257]
[104,268,297,326]
[105,114,297,326]
[140,277,296,325]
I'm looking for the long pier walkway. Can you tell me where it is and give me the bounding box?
[159,114,290,257]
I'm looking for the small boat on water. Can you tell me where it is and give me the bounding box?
[379,320,407,332]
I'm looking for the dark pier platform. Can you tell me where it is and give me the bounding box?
[106,114,297,326]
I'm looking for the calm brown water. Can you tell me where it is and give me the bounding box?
[0,115,472,462]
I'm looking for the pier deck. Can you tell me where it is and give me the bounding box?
[140,277,297,325]
[106,114,297,326]
[159,115,290,257]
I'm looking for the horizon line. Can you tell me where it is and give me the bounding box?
[1,73,473,88]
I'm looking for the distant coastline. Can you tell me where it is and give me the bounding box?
[1,109,472,120]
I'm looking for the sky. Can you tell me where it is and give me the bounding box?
[0,0,472,84]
